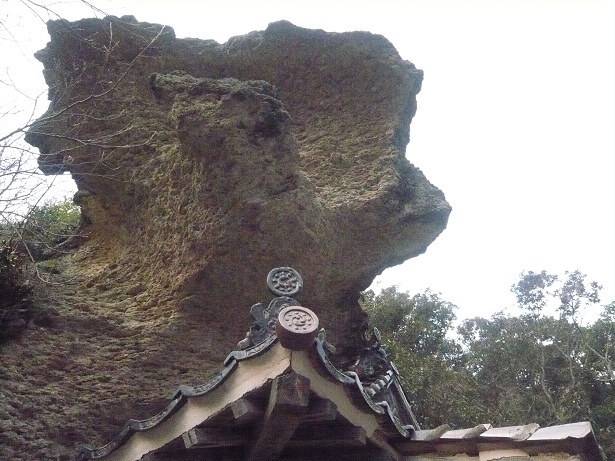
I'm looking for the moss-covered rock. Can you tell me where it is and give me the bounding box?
[1,17,450,459]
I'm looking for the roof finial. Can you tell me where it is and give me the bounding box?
[266,267,303,297]
[237,267,305,350]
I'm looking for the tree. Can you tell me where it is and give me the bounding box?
[366,271,614,459]
[1,1,167,256]
[512,270,612,386]
[0,197,81,341]
[464,271,613,458]
[1,1,70,223]
[17,198,81,256]
[586,303,615,458]
[1,0,164,223]
[1,1,164,342]
[362,287,482,428]
[458,313,592,425]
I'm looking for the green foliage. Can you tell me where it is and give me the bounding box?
[0,240,32,340]
[557,270,602,318]
[458,314,590,424]
[1,198,82,255]
[362,287,470,428]
[20,198,81,258]
[511,270,557,315]
[365,271,614,460]
[0,198,80,342]
[0,241,29,302]
[363,287,457,357]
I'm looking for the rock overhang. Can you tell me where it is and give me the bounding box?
[5,18,454,459]
[25,16,451,350]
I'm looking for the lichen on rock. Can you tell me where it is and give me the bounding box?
[0,16,451,459]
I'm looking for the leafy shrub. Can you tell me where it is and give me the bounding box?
[0,240,32,339]
[0,199,79,340]
[22,199,81,258]
[0,241,28,300]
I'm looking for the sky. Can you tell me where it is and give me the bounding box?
[2,0,614,321]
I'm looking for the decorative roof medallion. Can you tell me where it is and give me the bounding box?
[276,305,319,350]
[266,266,303,297]
[236,266,304,350]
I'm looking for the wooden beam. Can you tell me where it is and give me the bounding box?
[143,446,245,461]
[370,429,402,461]
[279,446,392,461]
[183,427,249,449]
[153,435,186,453]
[289,425,367,448]
[231,398,263,425]
[303,398,338,423]
[246,371,310,461]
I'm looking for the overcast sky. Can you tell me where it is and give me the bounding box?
[3,0,614,320]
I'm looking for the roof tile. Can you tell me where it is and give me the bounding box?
[480,423,539,441]
[528,421,593,441]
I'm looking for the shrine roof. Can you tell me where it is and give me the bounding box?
[76,268,603,461]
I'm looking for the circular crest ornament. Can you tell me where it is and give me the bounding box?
[267,267,303,297]
[275,306,319,350]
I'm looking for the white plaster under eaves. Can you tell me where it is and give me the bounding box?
[100,342,387,461]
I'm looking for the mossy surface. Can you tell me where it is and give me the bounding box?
[2,17,450,460]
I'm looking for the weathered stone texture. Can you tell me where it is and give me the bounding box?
[0,16,450,459]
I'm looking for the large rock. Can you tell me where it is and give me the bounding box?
[1,16,450,459]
